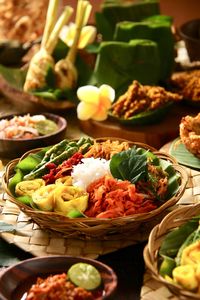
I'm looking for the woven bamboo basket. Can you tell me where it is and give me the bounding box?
[2,138,188,241]
[144,204,200,300]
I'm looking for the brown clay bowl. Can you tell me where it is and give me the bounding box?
[179,19,200,62]
[0,255,117,300]
[0,112,67,158]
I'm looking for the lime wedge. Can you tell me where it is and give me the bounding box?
[35,120,58,135]
[68,262,101,290]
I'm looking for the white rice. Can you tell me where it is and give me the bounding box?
[71,157,111,190]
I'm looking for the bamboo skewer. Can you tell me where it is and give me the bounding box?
[24,3,73,92]
[54,0,92,89]
[67,0,92,64]
[46,6,73,54]
[41,0,59,49]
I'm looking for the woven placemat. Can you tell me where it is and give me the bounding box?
[0,194,149,259]
[141,161,200,299]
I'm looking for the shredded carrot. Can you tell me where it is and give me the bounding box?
[85,175,157,218]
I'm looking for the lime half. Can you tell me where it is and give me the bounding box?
[35,119,58,135]
[68,262,102,290]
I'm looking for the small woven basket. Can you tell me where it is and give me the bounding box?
[2,139,188,241]
[144,204,200,300]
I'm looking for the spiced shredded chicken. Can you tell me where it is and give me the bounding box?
[111,80,182,119]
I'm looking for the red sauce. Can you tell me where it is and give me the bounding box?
[21,273,103,300]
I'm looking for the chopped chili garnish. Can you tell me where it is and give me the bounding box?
[43,152,83,184]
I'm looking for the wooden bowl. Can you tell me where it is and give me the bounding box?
[0,112,67,158]
[179,19,200,62]
[0,255,117,300]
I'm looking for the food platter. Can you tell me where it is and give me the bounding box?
[169,138,200,170]
[2,137,188,241]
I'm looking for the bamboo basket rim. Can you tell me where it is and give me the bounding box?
[2,138,189,239]
[144,203,200,299]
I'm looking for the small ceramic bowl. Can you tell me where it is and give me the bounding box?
[0,112,67,158]
[0,255,117,300]
[179,19,200,61]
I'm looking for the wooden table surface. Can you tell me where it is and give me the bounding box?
[79,102,199,149]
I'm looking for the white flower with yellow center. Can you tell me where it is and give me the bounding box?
[77,85,115,121]
[60,22,96,49]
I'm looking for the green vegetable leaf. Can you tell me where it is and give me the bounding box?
[32,90,58,101]
[110,147,148,183]
[8,169,23,195]
[0,64,26,89]
[175,224,200,265]
[45,65,56,88]
[53,39,69,62]
[159,159,180,199]
[16,195,32,206]
[16,148,49,173]
[159,217,200,258]
[16,155,42,173]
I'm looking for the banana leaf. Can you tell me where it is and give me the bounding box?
[109,102,173,125]
[169,138,200,170]
[113,19,175,81]
[96,0,160,40]
[0,64,26,89]
[159,217,200,258]
[110,146,181,202]
[92,39,160,97]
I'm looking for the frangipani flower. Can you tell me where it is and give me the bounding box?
[77,85,115,121]
[60,23,97,49]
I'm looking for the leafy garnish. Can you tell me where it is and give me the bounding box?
[110,147,148,183]
[45,65,56,88]
[159,217,200,258]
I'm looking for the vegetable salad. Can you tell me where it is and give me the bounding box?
[0,114,58,139]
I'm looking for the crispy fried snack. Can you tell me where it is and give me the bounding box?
[111,80,182,119]
[180,113,200,158]
[84,140,130,159]
[0,0,48,43]
[171,70,200,102]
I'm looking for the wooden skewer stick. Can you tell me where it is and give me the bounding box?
[67,0,92,65]
[41,0,60,48]
[46,6,73,55]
